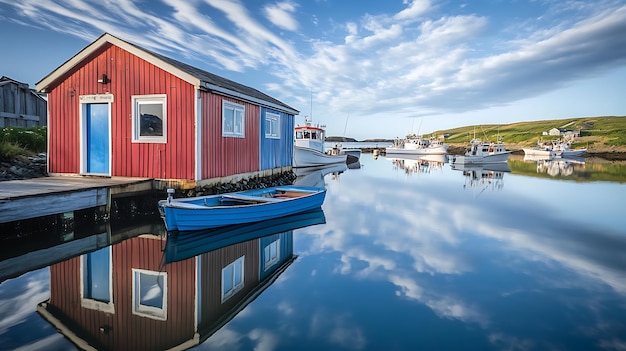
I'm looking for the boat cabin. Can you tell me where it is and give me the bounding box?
[294,119,326,152]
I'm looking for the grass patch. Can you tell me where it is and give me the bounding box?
[0,126,46,161]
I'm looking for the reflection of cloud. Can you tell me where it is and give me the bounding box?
[0,269,49,335]
[198,327,242,350]
[12,334,68,351]
[298,172,626,347]
[319,174,626,297]
[277,301,294,316]
[248,328,279,351]
[308,310,367,350]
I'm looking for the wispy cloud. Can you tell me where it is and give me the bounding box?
[0,0,624,134]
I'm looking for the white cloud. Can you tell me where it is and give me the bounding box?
[264,1,299,31]
[395,0,432,21]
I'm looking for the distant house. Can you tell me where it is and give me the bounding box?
[0,76,47,127]
[35,32,298,188]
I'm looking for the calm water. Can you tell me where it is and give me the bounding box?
[1,153,625,351]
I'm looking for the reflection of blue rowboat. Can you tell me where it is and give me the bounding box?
[158,186,326,231]
[164,208,326,263]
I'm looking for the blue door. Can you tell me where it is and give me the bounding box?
[86,103,110,174]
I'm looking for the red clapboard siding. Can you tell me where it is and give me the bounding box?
[200,93,260,179]
[47,44,196,180]
[46,237,197,350]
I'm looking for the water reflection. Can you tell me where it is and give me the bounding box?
[293,163,347,187]
[304,160,626,349]
[388,154,447,175]
[450,162,511,191]
[35,209,324,350]
[523,155,586,177]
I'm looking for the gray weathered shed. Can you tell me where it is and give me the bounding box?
[0,76,47,127]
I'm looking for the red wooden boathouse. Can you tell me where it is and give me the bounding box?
[35,33,298,189]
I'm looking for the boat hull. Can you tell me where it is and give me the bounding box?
[294,146,347,168]
[158,186,326,231]
[386,144,448,155]
[557,149,586,157]
[523,148,554,157]
[452,151,511,164]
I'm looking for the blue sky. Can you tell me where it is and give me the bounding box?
[1,0,625,140]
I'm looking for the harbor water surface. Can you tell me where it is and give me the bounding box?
[1,153,625,350]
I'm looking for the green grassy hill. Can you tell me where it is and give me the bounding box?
[427,116,626,151]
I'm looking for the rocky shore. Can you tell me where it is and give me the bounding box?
[0,153,48,181]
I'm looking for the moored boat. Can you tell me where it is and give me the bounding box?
[158,186,326,231]
[294,119,347,167]
[386,134,448,155]
[327,142,361,164]
[451,138,511,164]
[523,139,587,158]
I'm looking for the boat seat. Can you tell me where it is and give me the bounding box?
[221,194,283,203]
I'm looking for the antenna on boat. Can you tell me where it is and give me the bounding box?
[310,89,313,121]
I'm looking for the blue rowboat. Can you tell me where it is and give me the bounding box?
[158,186,326,231]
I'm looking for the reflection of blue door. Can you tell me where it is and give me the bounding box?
[86,103,109,174]
[83,247,111,302]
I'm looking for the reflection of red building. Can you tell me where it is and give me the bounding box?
[37,229,297,350]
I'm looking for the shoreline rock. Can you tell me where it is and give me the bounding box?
[0,153,48,181]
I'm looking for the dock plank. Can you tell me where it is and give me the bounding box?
[0,176,153,223]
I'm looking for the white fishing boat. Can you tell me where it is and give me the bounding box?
[327,142,361,164]
[386,134,448,155]
[553,140,587,157]
[451,138,511,164]
[294,119,347,167]
[523,139,587,158]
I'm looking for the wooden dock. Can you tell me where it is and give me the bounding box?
[0,176,154,223]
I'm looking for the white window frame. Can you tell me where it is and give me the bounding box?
[265,112,280,139]
[131,268,168,320]
[264,238,280,271]
[80,247,114,313]
[221,256,245,302]
[222,101,245,138]
[132,94,167,143]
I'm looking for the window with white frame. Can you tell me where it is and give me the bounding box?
[132,94,167,143]
[132,269,167,320]
[81,246,114,313]
[265,112,280,139]
[264,238,280,271]
[222,101,245,137]
[222,256,245,302]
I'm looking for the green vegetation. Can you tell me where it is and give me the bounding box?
[0,126,47,161]
[428,116,626,150]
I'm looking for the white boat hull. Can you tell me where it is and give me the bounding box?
[385,144,448,155]
[523,148,554,157]
[294,146,347,168]
[557,149,586,157]
[452,151,511,164]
